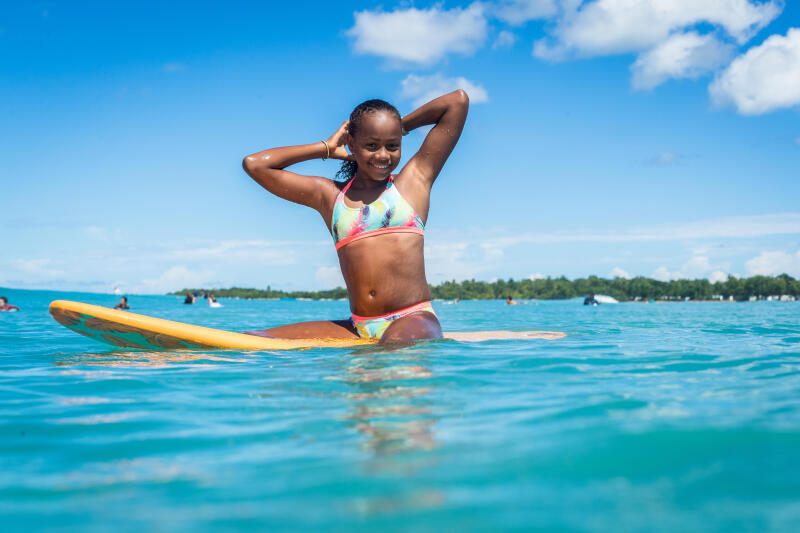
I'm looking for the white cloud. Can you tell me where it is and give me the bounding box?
[652,266,673,282]
[10,258,65,278]
[609,267,631,279]
[493,0,558,25]
[483,212,800,248]
[710,28,800,115]
[493,30,517,49]
[652,255,731,281]
[347,4,487,66]
[481,241,505,260]
[632,31,734,90]
[651,151,678,165]
[745,250,800,277]
[161,62,185,73]
[169,239,312,263]
[424,240,498,282]
[533,0,782,60]
[529,272,545,280]
[132,266,215,294]
[709,270,729,283]
[680,254,714,278]
[400,74,489,108]
[84,225,109,241]
[315,266,345,289]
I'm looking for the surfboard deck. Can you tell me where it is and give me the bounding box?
[49,300,565,350]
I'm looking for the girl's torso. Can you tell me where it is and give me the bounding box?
[319,173,431,316]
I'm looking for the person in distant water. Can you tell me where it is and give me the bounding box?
[114,296,130,310]
[208,293,223,308]
[0,296,19,312]
[505,296,521,305]
[583,293,599,306]
[242,90,469,343]
[183,292,196,304]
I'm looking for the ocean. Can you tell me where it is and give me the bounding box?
[1,287,799,532]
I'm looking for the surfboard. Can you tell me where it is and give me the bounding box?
[49,300,565,350]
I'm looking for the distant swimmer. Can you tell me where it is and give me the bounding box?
[0,296,19,312]
[114,296,130,310]
[583,293,599,306]
[183,292,196,305]
[208,293,223,308]
[506,296,522,305]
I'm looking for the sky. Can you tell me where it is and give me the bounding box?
[1,0,799,294]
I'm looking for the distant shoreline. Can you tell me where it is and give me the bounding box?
[171,274,800,303]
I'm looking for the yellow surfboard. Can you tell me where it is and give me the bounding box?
[49,300,565,350]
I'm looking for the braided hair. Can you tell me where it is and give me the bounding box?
[335,99,401,182]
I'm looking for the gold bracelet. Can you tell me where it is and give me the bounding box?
[321,140,330,160]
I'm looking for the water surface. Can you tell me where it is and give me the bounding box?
[1,288,799,531]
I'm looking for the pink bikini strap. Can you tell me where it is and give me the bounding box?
[340,178,355,196]
[339,175,394,198]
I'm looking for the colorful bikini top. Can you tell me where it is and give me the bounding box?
[331,175,425,251]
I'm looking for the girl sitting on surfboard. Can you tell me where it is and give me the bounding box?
[242,90,468,343]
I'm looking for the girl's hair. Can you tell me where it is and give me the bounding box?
[335,99,401,182]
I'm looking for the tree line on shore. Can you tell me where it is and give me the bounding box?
[172,274,800,302]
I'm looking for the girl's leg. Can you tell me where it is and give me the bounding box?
[244,320,359,339]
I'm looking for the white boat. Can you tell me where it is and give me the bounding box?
[594,294,619,304]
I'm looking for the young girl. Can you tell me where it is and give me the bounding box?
[242,90,469,343]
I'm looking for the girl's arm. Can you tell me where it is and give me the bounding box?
[242,122,351,212]
[401,90,469,188]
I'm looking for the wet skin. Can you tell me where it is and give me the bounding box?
[242,90,469,342]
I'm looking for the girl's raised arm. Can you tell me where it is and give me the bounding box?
[401,90,469,188]
[242,122,351,213]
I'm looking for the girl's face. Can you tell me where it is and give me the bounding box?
[348,110,402,182]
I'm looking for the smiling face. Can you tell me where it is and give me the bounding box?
[348,110,402,182]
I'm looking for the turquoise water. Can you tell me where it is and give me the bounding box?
[2,288,799,532]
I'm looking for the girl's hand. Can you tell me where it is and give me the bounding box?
[326,121,353,161]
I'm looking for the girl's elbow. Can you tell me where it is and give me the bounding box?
[242,155,256,174]
[242,154,268,176]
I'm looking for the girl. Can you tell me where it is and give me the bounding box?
[242,90,469,343]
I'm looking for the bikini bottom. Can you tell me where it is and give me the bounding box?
[350,301,437,340]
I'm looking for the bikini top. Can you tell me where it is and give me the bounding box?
[331,175,425,251]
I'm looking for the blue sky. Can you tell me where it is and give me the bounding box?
[2,1,799,293]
